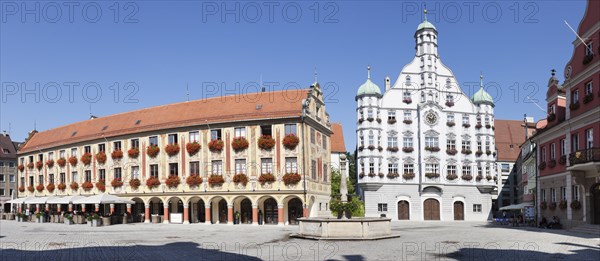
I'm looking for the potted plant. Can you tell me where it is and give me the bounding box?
[258,173,276,184]
[64,213,73,225]
[386,172,399,179]
[258,135,275,151]
[165,175,181,188]
[461,174,473,181]
[27,162,34,169]
[128,147,140,158]
[18,186,25,193]
[376,118,382,123]
[549,159,557,168]
[547,113,556,122]
[359,172,365,179]
[549,202,557,210]
[378,146,383,151]
[358,118,364,123]
[81,181,94,191]
[486,175,492,181]
[111,178,123,188]
[80,153,92,165]
[27,186,34,193]
[70,182,79,190]
[146,145,160,158]
[570,200,581,210]
[68,156,78,166]
[425,146,440,152]
[96,152,107,164]
[282,173,302,185]
[165,144,180,156]
[446,148,458,155]
[57,158,66,167]
[208,139,224,153]
[475,123,483,129]
[185,174,203,188]
[378,173,385,178]
[403,119,413,124]
[35,212,44,223]
[57,183,67,191]
[559,155,567,165]
[18,164,25,172]
[96,180,106,192]
[36,184,44,192]
[232,173,249,185]
[388,118,397,124]
[486,150,492,155]
[111,150,124,160]
[403,97,412,104]
[583,93,593,104]
[402,172,415,180]
[366,117,374,122]
[146,176,161,189]
[569,102,580,110]
[208,175,224,186]
[186,142,201,156]
[387,147,399,152]
[446,173,458,180]
[538,162,547,170]
[540,201,547,210]
[368,172,376,177]
[36,161,43,170]
[559,200,568,209]
[445,101,454,107]
[446,122,455,127]
[462,123,471,128]
[283,134,300,150]
[402,147,414,153]
[485,124,491,129]
[46,183,55,193]
[461,149,472,155]
[129,178,141,189]
[231,137,249,152]
[476,175,483,181]
[89,214,101,227]
[476,150,484,156]
[425,173,439,179]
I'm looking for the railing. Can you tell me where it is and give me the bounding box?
[569,148,600,166]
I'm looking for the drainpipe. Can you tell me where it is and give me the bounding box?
[417,104,423,193]
[301,104,308,215]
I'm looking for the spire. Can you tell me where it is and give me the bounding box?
[314,67,318,83]
[479,72,484,88]
[367,65,371,79]
[423,3,428,22]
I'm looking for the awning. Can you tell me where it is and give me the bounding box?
[499,202,534,211]
[6,196,36,204]
[46,195,86,204]
[25,197,50,204]
[72,193,134,204]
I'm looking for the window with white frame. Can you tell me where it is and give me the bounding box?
[462,115,469,125]
[169,163,178,176]
[114,141,122,151]
[462,140,471,151]
[561,139,567,156]
[477,141,482,151]
[572,134,579,151]
[261,158,273,174]
[572,185,580,201]
[447,114,454,123]
[369,162,375,174]
[234,127,246,137]
[189,162,200,176]
[473,204,482,212]
[311,160,317,179]
[388,163,398,174]
[560,186,566,200]
[541,147,547,162]
[368,131,374,146]
[447,139,456,150]
[149,136,159,146]
[131,166,140,179]
[585,81,593,95]
[404,111,411,120]
[72,171,78,183]
[425,164,439,174]
[550,143,556,159]
[359,135,364,147]
[48,174,54,184]
[285,157,298,173]
[114,167,122,179]
[403,91,411,100]
[167,134,178,145]
[211,129,222,140]
[403,137,413,148]
[550,188,556,202]
[476,115,481,124]
[462,165,471,175]
[425,137,438,148]
[189,131,199,143]
[388,110,396,120]
[477,166,482,176]
[84,171,91,182]
[378,203,388,212]
[541,189,546,202]
[572,90,579,103]
[235,159,246,174]
[71,148,78,157]
[586,129,594,149]
[211,161,222,175]
[367,108,373,118]
[388,137,398,148]
[150,165,159,178]
[285,124,297,135]
[403,164,414,174]
[447,165,456,175]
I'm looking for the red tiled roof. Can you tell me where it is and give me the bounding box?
[20,90,309,153]
[0,134,18,159]
[494,120,527,162]
[330,123,346,153]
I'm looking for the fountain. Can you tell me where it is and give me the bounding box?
[291,154,399,240]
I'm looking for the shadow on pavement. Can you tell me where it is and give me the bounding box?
[435,246,600,261]
[474,222,599,239]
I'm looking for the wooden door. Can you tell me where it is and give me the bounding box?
[454,201,464,220]
[423,199,440,220]
[397,201,410,220]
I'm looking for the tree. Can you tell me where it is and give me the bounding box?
[330,168,364,217]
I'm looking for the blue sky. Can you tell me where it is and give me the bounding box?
[0,1,587,150]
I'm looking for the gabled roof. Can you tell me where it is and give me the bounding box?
[330,123,346,153]
[494,120,527,162]
[19,89,310,153]
[0,134,18,159]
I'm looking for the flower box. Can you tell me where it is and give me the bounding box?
[387,147,399,152]
[582,54,593,65]
[231,137,249,152]
[583,93,593,104]
[378,146,383,151]
[540,201,547,210]
[165,175,180,188]
[18,186,25,193]
[27,162,34,169]
[36,161,43,170]
[547,113,556,122]
[486,175,492,181]
[368,145,375,151]
[147,145,160,158]
[70,182,79,190]
[82,181,94,191]
[57,183,66,191]
[549,202,557,210]
[186,175,202,187]
[258,173,276,184]
[446,149,458,155]
[27,186,34,192]
[128,148,139,158]
[475,123,482,129]
[359,172,365,179]
[425,173,439,179]
[461,149,472,155]
[96,180,106,192]
[146,176,161,188]
[570,200,581,210]
[57,158,66,167]
[185,142,201,155]
[425,146,440,152]
[403,119,413,124]
[402,172,415,180]
[368,172,376,177]
[548,159,557,168]
[559,200,567,209]
[129,178,141,189]
[403,98,412,104]
[462,123,471,128]
[283,134,299,150]
[559,155,567,165]
[445,101,454,107]
[358,146,364,151]
[36,184,44,192]
[446,174,458,180]
[378,173,384,178]
[111,178,123,188]
[538,162,546,170]
[486,150,492,155]
[232,174,249,185]
[358,118,364,123]
[208,175,224,186]
[111,150,124,160]
[485,124,491,129]
[165,144,180,156]
[81,153,92,165]
[208,139,224,153]
[461,175,473,181]
[402,147,414,153]
[386,172,399,179]
[46,183,55,192]
[387,118,397,124]
[68,156,78,166]
[366,117,374,122]
[476,175,483,181]
[569,102,580,110]
[376,118,382,123]
[476,151,483,156]
[96,152,107,164]
[18,164,24,172]
[446,122,455,127]
[282,173,301,185]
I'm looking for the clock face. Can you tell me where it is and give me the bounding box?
[425,112,438,125]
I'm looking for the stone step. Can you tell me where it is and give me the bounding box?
[569,224,600,236]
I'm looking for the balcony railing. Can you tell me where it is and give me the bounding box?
[569,148,600,166]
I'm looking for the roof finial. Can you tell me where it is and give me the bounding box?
[479,72,484,88]
[367,65,371,79]
[423,3,428,22]
[314,67,318,83]
[551,69,556,76]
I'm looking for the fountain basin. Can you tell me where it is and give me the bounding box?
[291,217,399,240]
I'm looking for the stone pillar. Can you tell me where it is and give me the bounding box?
[163,207,169,224]
[227,205,233,225]
[57,205,61,213]
[45,204,49,211]
[109,204,115,214]
[277,204,284,225]
[303,207,309,218]
[144,204,150,223]
[95,204,100,212]
[252,205,258,225]
[68,204,73,212]
[566,175,572,221]
[36,204,40,213]
[126,204,132,214]
[81,204,86,213]
[183,207,190,224]
[205,207,211,224]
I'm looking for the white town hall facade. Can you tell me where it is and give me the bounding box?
[356,13,497,221]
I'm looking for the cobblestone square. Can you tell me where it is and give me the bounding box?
[1,220,598,260]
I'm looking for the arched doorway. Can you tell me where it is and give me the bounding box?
[218,199,227,224]
[453,201,464,220]
[264,198,278,224]
[423,198,440,220]
[149,197,164,223]
[240,199,252,224]
[188,197,205,223]
[592,183,600,225]
[287,198,303,225]
[397,201,410,220]
[131,198,144,222]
